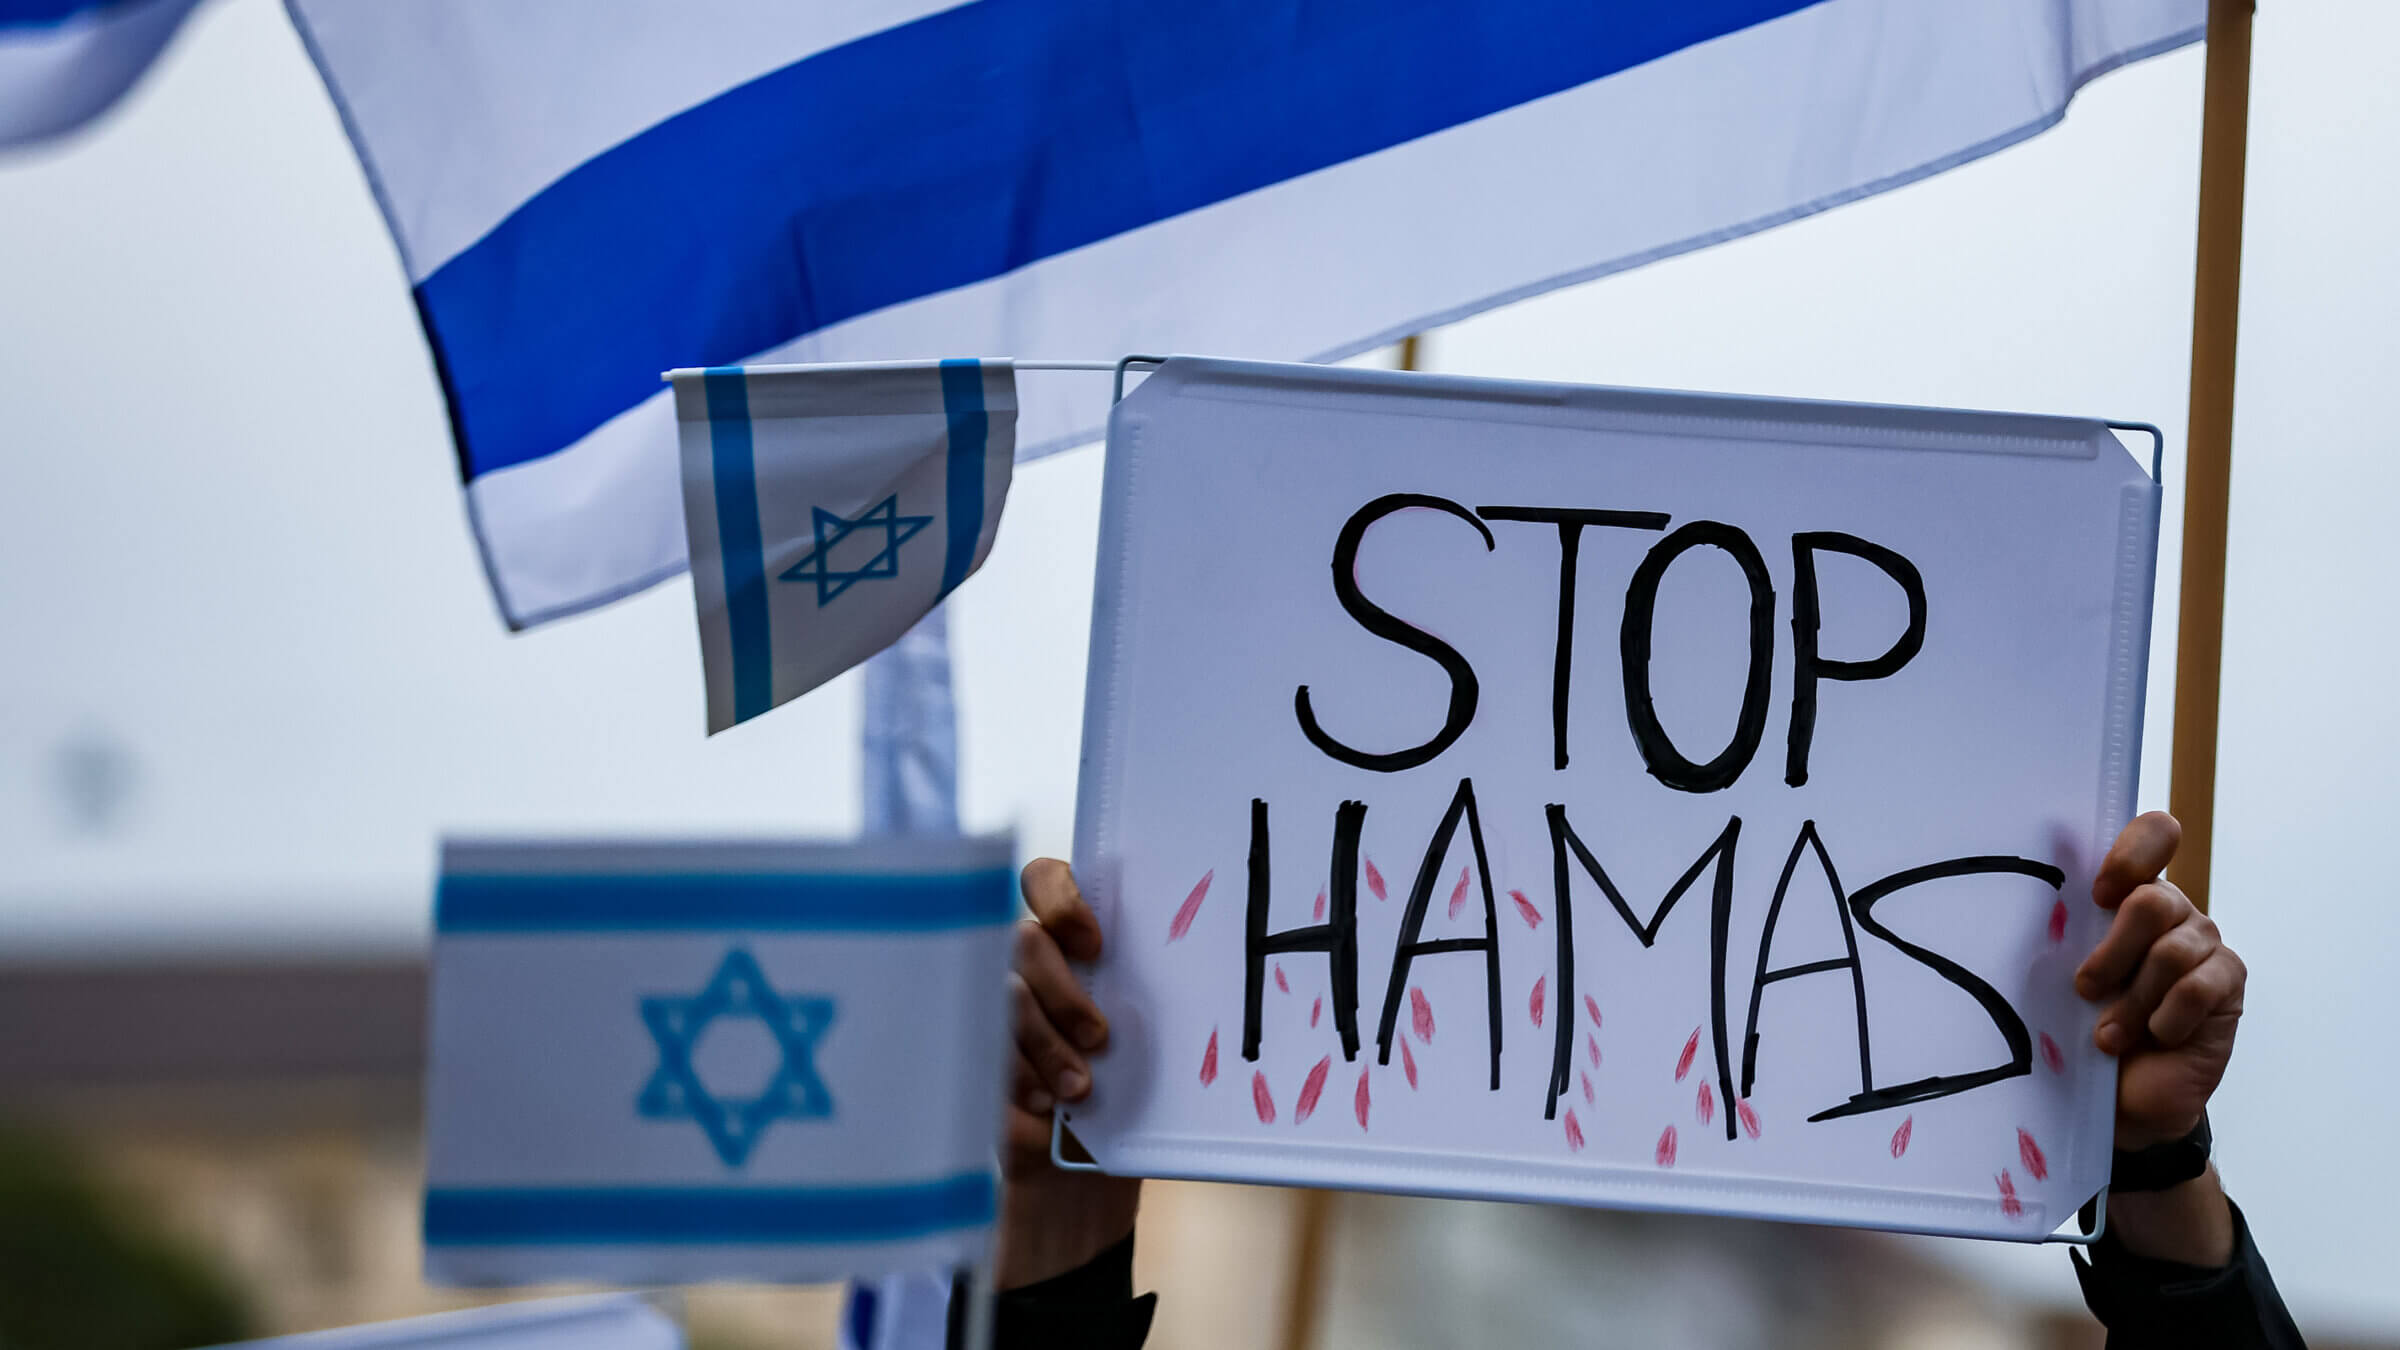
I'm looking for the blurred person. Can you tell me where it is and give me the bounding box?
[0,1127,250,1349]
[963,813,2304,1349]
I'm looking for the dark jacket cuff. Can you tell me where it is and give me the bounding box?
[949,1234,1156,1350]
[2073,1200,2305,1348]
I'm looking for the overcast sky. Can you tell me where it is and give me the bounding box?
[2,0,2394,1336]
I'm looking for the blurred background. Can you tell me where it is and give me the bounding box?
[2,1,2395,1347]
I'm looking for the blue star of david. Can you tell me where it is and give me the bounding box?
[778,494,935,606]
[637,948,834,1167]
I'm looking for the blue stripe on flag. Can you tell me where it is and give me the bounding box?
[704,368,773,724]
[0,0,117,28]
[417,0,1822,480]
[936,359,986,601]
[424,1173,995,1246]
[435,866,1017,932]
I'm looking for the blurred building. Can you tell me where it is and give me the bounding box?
[0,956,2358,1350]
[0,955,832,1348]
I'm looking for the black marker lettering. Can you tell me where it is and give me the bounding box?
[1545,807,1741,1132]
[1375,779,1504,1090]
[1806,855,2065,1121]
[1476,506,1670,771]
[1243,798,1367,1064]
[1620,521,1775,793]
[1297,494,1495,773]
[1739,822,1872,1110]
[1787,532,1928,787]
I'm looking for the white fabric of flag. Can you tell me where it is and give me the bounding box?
[423,837,1014,1287]
[5,2,2203,627]
[0,0,201,148]
[671,362,1014,734]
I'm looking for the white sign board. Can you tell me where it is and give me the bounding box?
[1068,358,2158,1240]
[423,837,1013,1284]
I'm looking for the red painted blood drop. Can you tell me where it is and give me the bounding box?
[1167,870,1213,942]
[1295,1056,1332,1124]
[2018,1128,2049,1181]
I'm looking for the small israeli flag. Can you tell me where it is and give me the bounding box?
[671,361,1017,733]
[423,837,1015,1286]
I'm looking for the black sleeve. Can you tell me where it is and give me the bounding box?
[2074,1200,2307,1348]
[946,1234,1156,1350]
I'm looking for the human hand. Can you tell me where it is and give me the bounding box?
[996,858,1140,1288]
[2074,812,2246,1150]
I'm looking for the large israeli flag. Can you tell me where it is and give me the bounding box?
[423,837,1015,1286]
[268,0,2203,630]
[0,0,202,148]
[7,2,2211,627]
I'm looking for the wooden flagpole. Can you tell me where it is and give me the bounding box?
[1272,336,1429,1350]
[1278,1189,1335,1350]
[2168,0,2255,915]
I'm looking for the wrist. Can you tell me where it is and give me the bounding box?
[994,1175,1141,1290]
[2114,1110,2204,1152]
[2105,1164,2234,1268]
[2111,1112,2211,1192]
